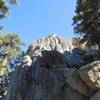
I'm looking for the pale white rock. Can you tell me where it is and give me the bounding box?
[79,61,100,91]
[55,44,63,53]
[23,55,32,67]
[27,34,73,58]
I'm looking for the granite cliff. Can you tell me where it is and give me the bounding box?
[5,34,100,100]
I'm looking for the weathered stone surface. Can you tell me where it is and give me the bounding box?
[5,34,100,100]
[5,65,88,100]
[79,61,100,91]
[64,51,85,68]
[64,84,88,100]
[82,50,100,63]
[5,63,33,100]
[27,34,73,58]
[41,50,67,68]
[89,90,100,100]
[72,47,86,56]
[63,68,89,96]
[23,55,32,66]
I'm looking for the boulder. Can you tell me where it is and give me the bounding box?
[63,68,89,96]
[64,51,85,68]
[71,47,86,56]
[41,50,67,68]
[64,83,88,100]
[83,50,100,63]
[79,61,100,91]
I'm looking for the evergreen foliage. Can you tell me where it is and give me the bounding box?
[0,33,24,99]
[73,0,100,48]
[0,0,24,98]
[0,0,18,19]
[0,33,24,75]
[0,0,19,29]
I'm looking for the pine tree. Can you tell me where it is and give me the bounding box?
[0,33,24,98]
[0,0,18,19]
[0,0,22,76]
[0,0,24,98]
[0,0,19,29]
[0,33,23,75]
[73,0,100,48]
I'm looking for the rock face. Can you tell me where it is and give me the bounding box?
[5,34,100,100]
[64,68,89,96]
[27,34,73,57]
[89,90,100,100]
[79,61,100,91]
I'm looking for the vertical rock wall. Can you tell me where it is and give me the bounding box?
[5,34,100,100]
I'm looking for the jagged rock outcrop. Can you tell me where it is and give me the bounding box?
[27,34,73,57]
[5,34,100,100]
[79,61,100,91]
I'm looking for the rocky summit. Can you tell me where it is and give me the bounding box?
[5,34,100,100]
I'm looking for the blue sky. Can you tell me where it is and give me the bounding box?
[1,0,76,49]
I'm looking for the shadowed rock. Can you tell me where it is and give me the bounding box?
[89,90,100,100]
